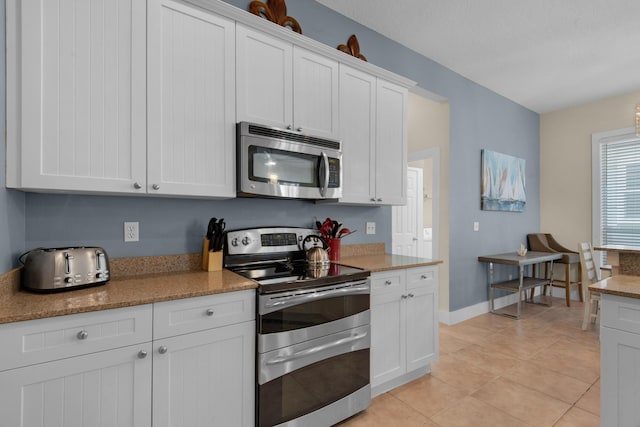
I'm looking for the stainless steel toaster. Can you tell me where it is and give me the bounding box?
[21,247,110,292]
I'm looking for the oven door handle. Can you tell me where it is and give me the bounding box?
[266,331,368,365]
[263,283,370,311]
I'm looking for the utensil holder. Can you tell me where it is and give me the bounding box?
[328,238,341,261]
[202,237,223,271]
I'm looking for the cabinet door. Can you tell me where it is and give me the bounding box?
[338,65,377,204]
[405,277,438,372]
[375,79,408,205]
[601,325,640,426]
[0,343,152,427]
[6,0,147,193]
[236,25,292,129]
[292,47,339,139]
[147,0,235,198]
[371,290,406,389]
[153,321,255,427]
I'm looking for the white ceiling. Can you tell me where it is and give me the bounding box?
[315,0,640,113]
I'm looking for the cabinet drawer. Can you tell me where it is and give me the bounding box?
[0,305,153,372]
[601,294,640,334]
[371,271,404,295]
[406,266,437,290]
[153,290,255,339]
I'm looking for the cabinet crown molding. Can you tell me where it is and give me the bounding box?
[183,0,415,88]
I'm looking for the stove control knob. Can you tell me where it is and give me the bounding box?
[231,237,239,247]
[242,237,250,246]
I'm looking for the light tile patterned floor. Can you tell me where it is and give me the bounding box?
[338,297,600,427]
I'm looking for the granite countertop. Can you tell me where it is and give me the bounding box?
[0,268,257,324]
[339,253,442,272]
[0,245,438,324]
[589,274,640,299]
[593,245,640,254]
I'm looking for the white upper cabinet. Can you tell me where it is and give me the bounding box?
[147,0,236,198]
[292,47,340,139]
[339,66,377,204]
[236,25,339,139]
[375,79,408,205]
[236,25,292,130]
[6,0,147,193]
[339,65,408,205]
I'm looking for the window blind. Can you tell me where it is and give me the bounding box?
[600,137,640,248]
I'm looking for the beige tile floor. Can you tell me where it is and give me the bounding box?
[338,297,600,427]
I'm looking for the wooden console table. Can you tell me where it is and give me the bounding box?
[478,251,563,319]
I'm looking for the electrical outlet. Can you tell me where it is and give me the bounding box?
[473,221,480,232]
[366,222,376,235]
[124,222,139,242]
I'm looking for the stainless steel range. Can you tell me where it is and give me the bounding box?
[224,227,371,427]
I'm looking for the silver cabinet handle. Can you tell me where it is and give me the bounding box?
[296,127,303,132]
[158,346,168,354]
[286,125,292,130]
[133,182,142,189]
[206,309,215,316]
[77,330,88,340]
[377,198,383,202]
[408,293,415,298]
[138,350,147,359]
[384,280,392,285]
[401,294,408,299]
[152,184,160,190]
[370,198,376,202]
[413,237,418,241]
[421,274,428,279]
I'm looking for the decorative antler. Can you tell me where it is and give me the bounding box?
[337,34,367,61]
[249,0,302,34]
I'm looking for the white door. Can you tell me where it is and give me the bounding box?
[153,322,255,427]
[0,344,152,427]
[392,167,423,257]
[147,0,236,198]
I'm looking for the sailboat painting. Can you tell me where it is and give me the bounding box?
[481,149,526,212]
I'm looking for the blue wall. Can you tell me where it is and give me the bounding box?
[2,0,540,312]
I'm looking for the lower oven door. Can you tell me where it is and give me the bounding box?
[258,324,370,427]
[258,279,370,353]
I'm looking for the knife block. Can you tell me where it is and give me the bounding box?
[202,237,223,272]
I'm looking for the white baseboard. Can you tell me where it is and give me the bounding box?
[439,286,582,325]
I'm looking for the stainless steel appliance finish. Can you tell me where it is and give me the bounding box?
[21,247,110,292]
[237,122,342,200]
[224,227,371,427]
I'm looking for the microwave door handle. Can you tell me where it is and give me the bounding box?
[319,151,329,197]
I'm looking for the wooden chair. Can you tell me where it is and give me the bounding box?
[527,233,582,306]
[578,242,602,330]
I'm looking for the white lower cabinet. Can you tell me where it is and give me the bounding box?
[0,306,154,427]
[600,294,640,426]
[0,291,255,427]
[152,291,255,427]
[370,266,438,396]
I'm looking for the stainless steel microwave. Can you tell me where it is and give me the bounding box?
[237,122,342,200]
